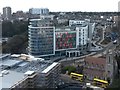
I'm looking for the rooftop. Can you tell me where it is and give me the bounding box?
[85,56,106,65]
[42,62,58,73]
[0,70,24,89]
[0,59,22,67]
[0,54,58,89]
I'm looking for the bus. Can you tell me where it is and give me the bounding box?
[93,78,109,88]
[70,72,83,82]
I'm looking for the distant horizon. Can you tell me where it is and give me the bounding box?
[1,8,120,14]
[0,0,120,13]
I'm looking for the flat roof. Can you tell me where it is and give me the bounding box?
[24,71,35,75]
[0,70,24,89]
[0,54,53,89]
[0,59,22,67]
[15,61,49,73]
[42,62,58,73]
[0,54,10,60]
[17,62,28,67]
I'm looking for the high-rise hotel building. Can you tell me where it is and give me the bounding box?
[28,17,95,57]
[28,19,55,57]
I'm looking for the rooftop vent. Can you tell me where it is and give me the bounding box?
[1,70,9,76]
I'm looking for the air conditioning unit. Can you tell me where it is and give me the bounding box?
[1,70,9,75]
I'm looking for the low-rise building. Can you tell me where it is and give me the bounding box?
[83,57,106,80]
[0,54,61,89]
[83,52,118,83]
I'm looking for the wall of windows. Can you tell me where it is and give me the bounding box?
[28,19,55,56]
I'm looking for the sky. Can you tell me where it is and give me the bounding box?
[0,0,120,13]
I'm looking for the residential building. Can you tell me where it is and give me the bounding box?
[12,11,28,20]
[28,18,55,57]
[83,56,106,80]
[76,25,88,52]
[69,20,86,26]
[3,7,12,20]
[40,15,55,20]
[69,19,95,52]
[0,54,61,89]
[57,19,68,24]
[57,16,68,24]
[29,8,49,15]
[83,51,118,83]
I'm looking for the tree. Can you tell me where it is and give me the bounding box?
[2,32,28,54]
[2,21,15,37]
[2,20,28,37]
[61,66,76,75]
[2,20,28,54]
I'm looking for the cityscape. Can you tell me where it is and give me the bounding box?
[0,1,120,90]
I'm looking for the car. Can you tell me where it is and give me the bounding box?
[113,40,117,44]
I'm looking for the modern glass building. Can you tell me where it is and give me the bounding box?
[28,19,55,57]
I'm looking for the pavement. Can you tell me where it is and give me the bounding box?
[60,74,82,84]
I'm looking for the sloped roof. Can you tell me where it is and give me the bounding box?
[85,56,106,66]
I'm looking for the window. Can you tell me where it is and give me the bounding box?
[108,56,111,63]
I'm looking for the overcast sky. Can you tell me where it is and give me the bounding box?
[0,0,119,13]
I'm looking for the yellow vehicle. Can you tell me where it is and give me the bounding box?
[93,78,109,88]
[70,72,83,82]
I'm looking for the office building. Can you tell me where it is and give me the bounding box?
[0,54,61,89]
[28,18,55,57]
[3,7,12,20]
[29,8,49,15]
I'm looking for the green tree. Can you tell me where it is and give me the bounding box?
[61,66,76,74]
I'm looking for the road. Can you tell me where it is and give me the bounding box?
[59,41,118,66]
[58,74,83,90]
[60,74,82,84]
